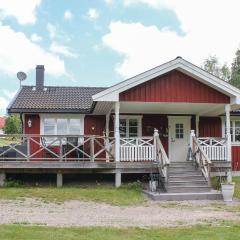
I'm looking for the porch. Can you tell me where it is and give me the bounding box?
[0,129,231,188]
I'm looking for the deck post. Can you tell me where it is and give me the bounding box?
[189,130,195,161]
[57,172,63,187]
[114,102,120,162]
[105,112,110,162]
[115,169,121,187]
[225,104,232,182]
[0,172,6,187]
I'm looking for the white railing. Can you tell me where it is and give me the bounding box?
[190,131,212,184]
[154,129,169,178]
[197,137,227,161]
[120,137,155,161]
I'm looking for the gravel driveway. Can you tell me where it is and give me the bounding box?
[0,198,239,227]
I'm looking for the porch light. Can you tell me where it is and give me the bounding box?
[91,126,95,131]
[27,118,32,128]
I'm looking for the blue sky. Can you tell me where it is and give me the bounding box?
[0,0,240,115]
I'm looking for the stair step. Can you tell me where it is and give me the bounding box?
[168,170,201,175]
[167,186,210,193]
[168,176,205,181]
[168,180,207,185]
[144,190,223,201]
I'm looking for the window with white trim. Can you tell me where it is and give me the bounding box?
[42,116,84,136]
[119,116,142,138]
[224,119,240,143]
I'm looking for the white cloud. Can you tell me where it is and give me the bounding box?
[103,1,240,78]
[0,24,66,77]
[31,33,42,42]
[0,89,17,114]
[87,8,99,20]
[47,23,57,39]
[50,42,77,58]
[64,10,73,20]
[105,0,113,4]
[0,0,41,24]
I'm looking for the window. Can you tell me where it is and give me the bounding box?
[42,116,84,136]
[224,119,240,144]
[175,123,184,139]
[118,116,142,138]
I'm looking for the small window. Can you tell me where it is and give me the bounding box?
[69,119,81,134]
[57,119,68,135]
[118,117,141,138]
[175,123,184,139]
[44,118,55,135]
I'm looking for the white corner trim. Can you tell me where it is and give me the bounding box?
[92,57,240,103]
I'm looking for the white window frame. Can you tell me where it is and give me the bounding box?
[222,116,240,145]
[115,115,142,138]
[40,114,85,136]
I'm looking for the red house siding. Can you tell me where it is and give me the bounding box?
[24,114,42,158]
[232,147,240,171]
[84,115,106,160]
[120,70,230,104]
[199,117,222,137]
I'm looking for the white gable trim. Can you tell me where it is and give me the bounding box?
[93,57,240,104]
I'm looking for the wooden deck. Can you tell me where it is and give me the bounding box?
[0,161,159,174]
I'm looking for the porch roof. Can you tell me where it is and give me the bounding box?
[92,57,240,104]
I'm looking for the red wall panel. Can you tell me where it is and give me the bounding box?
[199,117,222,137]
[24,114,42,159]
[120,70,230,104]
[84,115,106,160]
[142,114,168,154]
[232,146,240,171]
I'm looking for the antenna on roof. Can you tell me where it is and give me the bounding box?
[17,71,27,88]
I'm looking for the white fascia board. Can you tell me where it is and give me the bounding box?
[93,57,240,102]
[178,59,240,97]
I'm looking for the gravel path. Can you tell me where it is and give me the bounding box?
[0,199,240,227]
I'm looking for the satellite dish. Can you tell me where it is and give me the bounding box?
[17,71,27,87]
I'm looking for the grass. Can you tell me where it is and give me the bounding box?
[0,183,144,206]
[0,224,240,240]
[233,176,240,199]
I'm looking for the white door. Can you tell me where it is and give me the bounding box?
[169,117,191,162]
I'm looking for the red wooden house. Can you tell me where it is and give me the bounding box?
[2,57,240,198]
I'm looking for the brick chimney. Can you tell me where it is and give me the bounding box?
[36,65,44,90]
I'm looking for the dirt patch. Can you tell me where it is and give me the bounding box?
[0,198,240,227]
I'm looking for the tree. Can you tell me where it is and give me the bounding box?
[202,55,231,81]
[230,49,240,88]
[4,115,21,134]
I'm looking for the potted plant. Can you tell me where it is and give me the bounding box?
[221,176,235,202]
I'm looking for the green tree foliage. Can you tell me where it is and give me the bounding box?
[4,115,21,134]
[202,55,231,81]
[230,49,240,88]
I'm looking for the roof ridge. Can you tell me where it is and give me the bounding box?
[21,85,108,89]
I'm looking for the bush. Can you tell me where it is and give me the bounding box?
[3,178,23,188]
[4,115,21,134]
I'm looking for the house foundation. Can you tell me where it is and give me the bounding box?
[57,172,63,187]
[115,170,121,188]
[0,172,6,187]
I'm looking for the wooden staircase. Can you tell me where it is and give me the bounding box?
[166,161,211,193]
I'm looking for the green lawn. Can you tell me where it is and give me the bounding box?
[233,176,240,199]
[0,184,144,205]
[0,224,240,240]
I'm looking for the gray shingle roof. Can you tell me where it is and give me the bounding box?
[8,86,107,113]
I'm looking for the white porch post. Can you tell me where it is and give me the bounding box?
[189,130,195,160]
[225,104,232,182]
[114,102,120,162]
[105,112,110,162]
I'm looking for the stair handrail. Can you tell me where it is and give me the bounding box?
[154,129,170,179]
[189,130,212,185]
